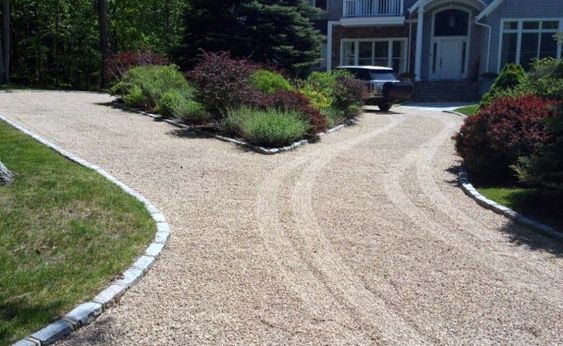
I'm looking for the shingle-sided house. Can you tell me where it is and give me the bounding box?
[309,0,562,99]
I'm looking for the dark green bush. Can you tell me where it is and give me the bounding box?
[248,69,293,94]
[527,58,563,99]
[515,103,563,191]
[225,107,310,147]
[480,64,527,108]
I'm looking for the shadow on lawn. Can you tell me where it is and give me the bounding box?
[446,164,563,256]
[0,299,65,343]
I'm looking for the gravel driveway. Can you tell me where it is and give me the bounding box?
[1,91,561,345]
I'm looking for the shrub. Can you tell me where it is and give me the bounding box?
[515,103,563,191]
[527,58,563,99]
[187,51,257,119]
[480,64,527,108]
[248,69,293,94]
[111,65,191,112]
[105,50,169,81]
[332,75,368,116]
[257,90,328,134]
[225,107,310,147]
[454,94,558,183]
[159,90,208,123]
[324,107,346,127]
[300,85,332,111]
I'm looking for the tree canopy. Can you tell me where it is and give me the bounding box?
[175,0,323,74]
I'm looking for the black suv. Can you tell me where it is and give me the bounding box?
[338,66,413,111]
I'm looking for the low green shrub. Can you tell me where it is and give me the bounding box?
[480,64,527,108]
[159,90,208,123]
[299,85,331,111]
[527,58,563,99]
[225,107,310,147]
[324,107,346,127]
[249,69,293,94]
[111,65,192,112]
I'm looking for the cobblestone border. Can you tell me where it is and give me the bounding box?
[112,100,353,155]
[0,115,170,346]
[444,109,562,240]
[458,169,562,240]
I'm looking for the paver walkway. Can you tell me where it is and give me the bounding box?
[1,91,561,345]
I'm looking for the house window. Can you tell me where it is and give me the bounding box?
[500,19,562,70]
[340,38,408,72]
[434,9,469,37]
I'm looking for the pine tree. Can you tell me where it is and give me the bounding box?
[176,0,323,74]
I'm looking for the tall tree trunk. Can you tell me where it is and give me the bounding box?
[0,0,9,84]
[96,0,110,88]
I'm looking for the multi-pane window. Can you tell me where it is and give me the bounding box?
[500,19,562,70]
[341,39,407,72]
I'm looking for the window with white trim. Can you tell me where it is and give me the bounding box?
[341,39,408,72]
[500,19,562,70]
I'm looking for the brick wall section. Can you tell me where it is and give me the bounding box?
[331,25,410,68]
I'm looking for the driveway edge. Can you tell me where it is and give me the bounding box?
[0,115,170,346]
[458,169,563,241]
[111,100,353,155]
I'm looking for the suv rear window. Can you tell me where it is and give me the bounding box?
[341,68,397,81]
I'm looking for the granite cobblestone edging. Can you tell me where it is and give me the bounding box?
[0,114,170,346]
[441,109,562,240]
[111,100,353,155]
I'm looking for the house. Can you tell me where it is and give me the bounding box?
[309,0,563,100]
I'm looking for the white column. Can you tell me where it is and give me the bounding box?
[327,21,338,71]
[414,7,424,81]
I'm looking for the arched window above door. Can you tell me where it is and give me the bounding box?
[434,9,469,37]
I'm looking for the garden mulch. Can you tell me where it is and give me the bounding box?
[0,91,561,345]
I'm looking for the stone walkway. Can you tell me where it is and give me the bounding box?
[1,91,561,345]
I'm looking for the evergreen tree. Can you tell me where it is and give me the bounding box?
[176,0,323,74]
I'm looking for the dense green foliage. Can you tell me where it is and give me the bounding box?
[515,104,563,191]
[111,65,206,123]
[480,64,527,108]
[225,107,310,147]
[176,0,323,73]
[248,69,293,94]
[5,0,185,89]
[0,120,154,344]
[526,58,563,99]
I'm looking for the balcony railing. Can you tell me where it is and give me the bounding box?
[343,0,403,17]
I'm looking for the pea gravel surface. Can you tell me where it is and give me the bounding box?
[0,91,561,345]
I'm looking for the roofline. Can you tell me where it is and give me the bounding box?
[338,66,394,70]
[409,0,488,13]
[476,0,504,21]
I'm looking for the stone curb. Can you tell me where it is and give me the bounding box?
[0,115,171,346]
[111,100,353,155]
[443,109,563,240]
[458,169,563,241]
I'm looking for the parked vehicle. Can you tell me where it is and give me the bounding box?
[338,66,413,111]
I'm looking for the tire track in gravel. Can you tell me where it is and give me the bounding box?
[256,113,433,344]
[382,111,563,305]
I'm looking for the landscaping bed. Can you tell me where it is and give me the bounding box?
[108,51,366,151]
[454,58,563,235]
[0,121,155,344]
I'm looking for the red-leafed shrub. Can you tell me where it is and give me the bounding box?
[255,90,328,134]
[454,94,559,182]
[187,51,258,119]
[105,50,169,81]
[333,76,368,116]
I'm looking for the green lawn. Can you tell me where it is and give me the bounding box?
[454,104,479,116]
[477,186,563,231]
[0,121,155,345]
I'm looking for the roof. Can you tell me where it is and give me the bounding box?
[476,0,504,21]
[409,0,489,13]
[337,66,394,71]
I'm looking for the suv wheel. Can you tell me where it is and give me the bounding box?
[378,103,392,112]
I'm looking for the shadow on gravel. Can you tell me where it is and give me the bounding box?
[166,128,214,139]
[500,221,562,257]
[59,316,116,345]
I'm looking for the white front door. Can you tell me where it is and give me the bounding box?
[432,38,467,80]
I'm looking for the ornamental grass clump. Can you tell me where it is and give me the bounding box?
[225,107,310,147]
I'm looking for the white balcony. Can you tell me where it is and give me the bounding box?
[343,0,404,17]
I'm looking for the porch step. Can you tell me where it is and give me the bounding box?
[413,81,480,102]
